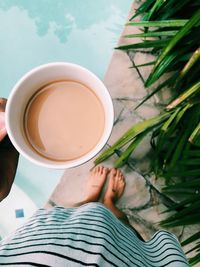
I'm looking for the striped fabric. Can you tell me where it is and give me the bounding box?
[0,203,188,266]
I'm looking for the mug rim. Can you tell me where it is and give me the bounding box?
[5,62,114,169]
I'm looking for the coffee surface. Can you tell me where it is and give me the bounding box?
[24,81,105,161]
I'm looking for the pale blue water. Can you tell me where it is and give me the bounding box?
[0,0,132,209]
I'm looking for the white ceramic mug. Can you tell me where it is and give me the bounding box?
[5,62,114,169]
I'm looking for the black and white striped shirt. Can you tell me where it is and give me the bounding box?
[0,203,189,266]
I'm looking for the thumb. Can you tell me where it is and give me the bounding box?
[0,112,7,142]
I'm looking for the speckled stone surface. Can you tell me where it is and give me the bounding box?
[46,1,197,256]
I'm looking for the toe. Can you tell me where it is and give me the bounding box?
[118,175,123,181]
[98,165,102,174]
[118,169,123,175]
[108,173,115,187]
[100,166,104,174]
[97,165,101,173]
[110,168,117,177]
[120,173,124,180]
[120,178,125,186]
[102,166,109,175]
[90,167,95,174]
[118,170,125,181]
[116,169,122,179]
[92,166,98,174]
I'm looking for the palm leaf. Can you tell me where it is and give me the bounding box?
[182,232,200,246]
[142,0,169,21]
[185,243,200,255]
[129,0,155,20]
[179,158,200,166]
[167,131,190,170]
[153,104,191,169]
[124,30,178,38]
[114,131,148,167]
[117,39,168,50]
[161,195,200,213]
[95,112,170,164]
[162,187,198,195]
[167,81,200,109]
[157,0,194,20]
[180,47,200,78]
[154,107,181,155]
[189,122,200,147]
[132,61,155,68]
[146,10,200,87]
[166,169,200,178]
[161,213,200,227]
[183,149,200,158]
[143,45,191,85]
[189,253,200,266]
[135,73,178,109]
[163,178,200,189]
[127,20,188,27]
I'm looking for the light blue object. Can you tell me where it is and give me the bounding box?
[15,208,24,218]
[0,1,132,211]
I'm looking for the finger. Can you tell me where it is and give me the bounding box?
[0,112,7,141]
[0,98,7,112]
[0,128,7,142]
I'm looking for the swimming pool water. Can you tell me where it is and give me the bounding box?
[0,0,132,236]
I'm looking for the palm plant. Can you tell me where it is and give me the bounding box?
[95,0,200,265]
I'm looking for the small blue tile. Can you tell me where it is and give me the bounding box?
[15,209,24,218]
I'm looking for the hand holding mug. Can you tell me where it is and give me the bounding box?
[0,98,19,201]
[0,98,7,142]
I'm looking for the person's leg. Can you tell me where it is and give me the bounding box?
[102,168,129,224]
[102,168,144,240]
[73,165,109,207]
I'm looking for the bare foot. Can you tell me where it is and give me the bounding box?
[84,165,109,203]
[102,169,144,239]
[103,168,125,203]
[102,168,128,222]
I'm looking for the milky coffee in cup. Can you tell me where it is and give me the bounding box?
[23,80,105,161]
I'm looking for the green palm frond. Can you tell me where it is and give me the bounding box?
[180,47,200,78]
[182,232,200,246]
[127,20,188,27]
[167,81,200,109]
[117,39,168,50]
[124,30,178,38]
[145,10,200,86]
[95,112,170,165]
[114,131,148,168]
[189,122,200,147]
[135,73,178,110]
[132,61,156,68]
